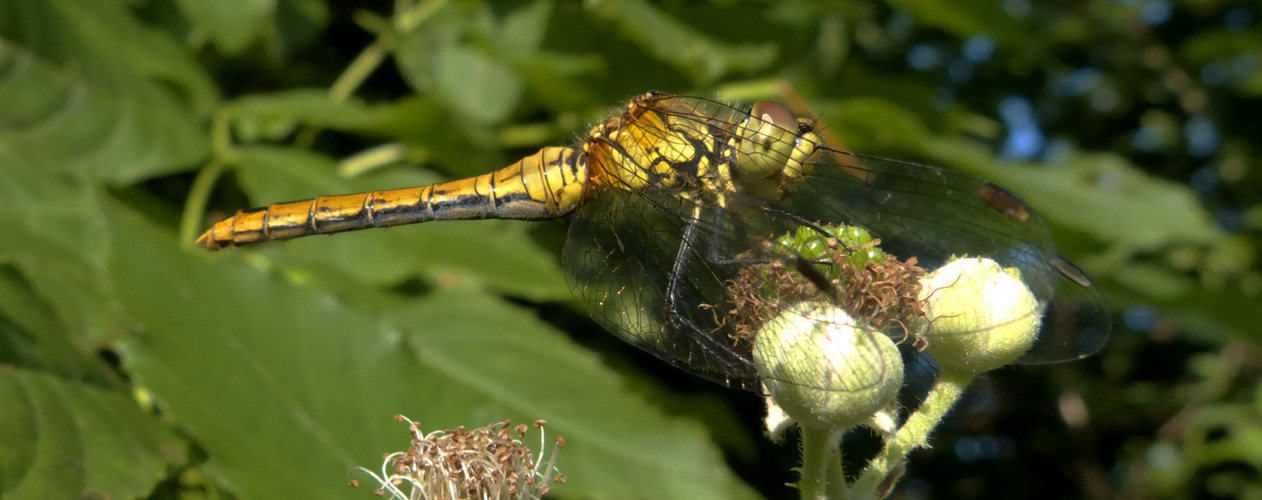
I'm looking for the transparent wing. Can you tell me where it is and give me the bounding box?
[780,149,1110,364]
[563,184,770,390]
[562,95,1109,393]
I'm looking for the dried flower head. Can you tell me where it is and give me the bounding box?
[353,415,565,500]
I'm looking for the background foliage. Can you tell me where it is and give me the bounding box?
[2,0,1259,498]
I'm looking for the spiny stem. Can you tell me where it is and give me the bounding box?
[799,427,846,500]
[852,373,974,498]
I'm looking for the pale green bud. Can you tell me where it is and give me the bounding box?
[754,303,904,431]
[917,257,1043,375]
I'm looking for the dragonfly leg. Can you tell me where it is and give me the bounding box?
[660,204,755,386]
[663,212,699,323]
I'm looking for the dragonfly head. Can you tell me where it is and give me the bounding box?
[735,100,822,200]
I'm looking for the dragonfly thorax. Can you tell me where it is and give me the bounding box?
[582,94,823,204]
[583,93,735,197]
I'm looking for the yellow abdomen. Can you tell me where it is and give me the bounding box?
[197,146,588,250]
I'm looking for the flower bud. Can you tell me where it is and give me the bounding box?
[754,303,904,431]
[917,257,1042,375]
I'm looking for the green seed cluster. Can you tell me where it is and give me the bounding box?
[771,224,884,284]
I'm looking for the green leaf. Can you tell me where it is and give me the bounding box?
[116,207,436,497]
[828,97,932,152]
[435,44,525,126]
[884,0,1021,43]
[1238,69,1262,96]
[590,0,777,85]
[229,89,392,142]
[394,3,528,126]
[274,0,330,51]
[926,139,1225,251]
[0,370,185,499]
[0,270,185,499]
[1158,288,1262,345]
[498,0,553,57]
[0,3,213,183]
[1179,30,1262,64]
[177,0,274,55]
[0,0,217,108]
[382,289,761,500]
[0,147,184,500]
[0,267,120,388]
[0,147,127,343]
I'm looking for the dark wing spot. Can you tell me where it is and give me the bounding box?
[1051,256,1094,288]
[976,182,1032,223]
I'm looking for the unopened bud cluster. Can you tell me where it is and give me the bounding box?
[750,224,1044,430]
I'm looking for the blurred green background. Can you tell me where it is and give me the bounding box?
[2,0,1259,498]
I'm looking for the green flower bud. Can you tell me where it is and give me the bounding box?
[917,257,1042,375]
[754,303,904,431]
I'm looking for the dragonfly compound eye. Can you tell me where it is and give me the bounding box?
[738,101,801,177]
[736,101,820,198]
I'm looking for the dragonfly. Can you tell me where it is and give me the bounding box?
[198,92,1109,392]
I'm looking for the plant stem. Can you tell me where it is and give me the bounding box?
[179,110,235,247]
[851,372,974,498]
[799,427,846,500]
